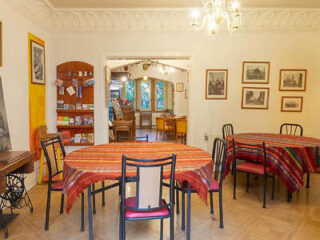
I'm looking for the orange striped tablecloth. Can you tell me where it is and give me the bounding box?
[63,142,213,213]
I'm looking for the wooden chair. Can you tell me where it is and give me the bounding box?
[117,134,149,142]
[232,140,275,208]
[175,119,187,144]
[41,136,84,231]
[113,120,133,142]
[156,117,174,141]
[119,154,176,240]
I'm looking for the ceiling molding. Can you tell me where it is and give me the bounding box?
[5,0,320,32]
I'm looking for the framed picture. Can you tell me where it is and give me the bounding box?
[176,82,184,92]
[30,40,45,84]
[279,69,307,91]
[0,21,2,67]
[241,87,269,110]
[242,61,270,84]
[281,96,303,112]
[205,69,228,100]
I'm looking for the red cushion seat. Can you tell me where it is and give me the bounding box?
[236,162,271,175]
[52,180,64,190]
[315,166,320,172]
[124,197,169,219]
[209,178,220,191]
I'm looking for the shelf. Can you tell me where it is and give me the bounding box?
[64,142,94,146]
[57,125,94,129]
[57,109,94,114]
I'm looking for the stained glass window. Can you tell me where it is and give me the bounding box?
[156,81,164,109]
[141,81,150,109]
[125,80,134,103]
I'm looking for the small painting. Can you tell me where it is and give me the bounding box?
[281,96,303,112]
[242,61,270,84]
[241,87,269,110]
[176,82,184,92]
[205,69,228,99]
[0,77,11,152]
[30,40,45,84]
[279,69,306,91]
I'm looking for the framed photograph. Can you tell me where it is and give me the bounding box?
[279,69,307,91]
[205,69,228,100]
[0,21,2,67]
[241,87,269,109]
[30,40,45,84]
[281,96,303,112]
[242,61,270,84]
[176,82,184,92]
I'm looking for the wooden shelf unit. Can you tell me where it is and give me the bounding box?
[56,61,94,146]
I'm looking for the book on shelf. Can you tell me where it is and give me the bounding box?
[88,133,94,143]
[80,133,88,143]
[69,117,75,125]
[64,104,70,110]
[63,116,69,125]
[60,130,71,144]
[84,115,93,126]
[70,137,75,143]
[57,100,64,109]
[57,116,64,125]
[74,133,81,143]
[58,86,64,95]
[75,116,84,126]
[82,104,88,110]
[88,104,94,110]
[76,102,82,110]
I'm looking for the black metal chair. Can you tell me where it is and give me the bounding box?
[222,123,234,140]
[119,154,176,240]
[175,138,227,240]
[232,140,275,208]
[41,136,84,231]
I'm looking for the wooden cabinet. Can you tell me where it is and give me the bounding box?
[56,61,94,146]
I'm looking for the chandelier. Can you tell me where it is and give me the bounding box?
[191,0,241,36]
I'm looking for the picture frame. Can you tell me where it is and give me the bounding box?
[279,69,307,91]
[176,82,184,92]
[281,96,303,112]
[205,69,228,100]
[30,40,45,85]
[0,21,2,67]
[241,87,269,110]
[242,61,270,84]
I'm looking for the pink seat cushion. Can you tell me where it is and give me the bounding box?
[52,180,64,190]
[315,166,320,172]
[125,197,169,219]
[209,178,220,191]
[236,162,271,175]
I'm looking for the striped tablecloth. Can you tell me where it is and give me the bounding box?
[225,133,320,192]
[63,142,213,213]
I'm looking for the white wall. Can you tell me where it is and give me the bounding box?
[0,1,50,189]
[47,31,320,151]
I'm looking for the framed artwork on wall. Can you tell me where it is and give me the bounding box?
[281,96,303,112]
[0,21,2,67]
[205,69,228,100]
[176,82,184,92]
[241,87,269,110]
[242,61,270,84]
[279,69,307,91]
[30,40,45,84]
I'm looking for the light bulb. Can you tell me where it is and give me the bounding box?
[121,76,127,82]
[208,21,217,36]
[191,9,200,19]
[143,76,148,80]
[231,1,240,10]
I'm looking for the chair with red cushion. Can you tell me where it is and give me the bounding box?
[119,154,176,240]
[41,136,84,231]
[232,140,275,208]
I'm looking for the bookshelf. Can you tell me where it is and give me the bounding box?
[56,61,94,146]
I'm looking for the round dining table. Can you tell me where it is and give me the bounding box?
[62,142,213,240]
[225,133,320,193]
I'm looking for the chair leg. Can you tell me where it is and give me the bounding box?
[87,185,93,240]
[160,219,163,240]
[233,169,236,200]
[156,130,158,140]
[306,173,310,188]
[92,184,96,214]
[246,173,250,193]
[81,192,84,232]
[219,190,224,229]
[271,173,275,200]
[119,204,122,240]
[170,205,174,240]
[287,191,292,202]
[102,181,106,206]
[59,193,64,214]
[176,183,180,214]
[187,184,191,240]
[209,191,214,214]
[263,173,267,208]
[44,187,51,231]
[181,191,185,231]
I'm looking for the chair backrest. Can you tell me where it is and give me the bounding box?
[40,136,66,182]
[118,134,149,142]
[280,123,303,136]
[232,140,267,169]
[222,124,234,140]
[121,154,176,212]
[212,138,227,185]
[164,118,175,131]
[156,117,165,131]
[176,119,187,134]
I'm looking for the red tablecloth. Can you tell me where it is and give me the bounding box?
[63,142,213,213]
[226,133,320,192]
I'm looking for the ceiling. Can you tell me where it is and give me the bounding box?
[49,0,320,9]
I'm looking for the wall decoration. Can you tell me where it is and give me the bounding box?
[205,69,228,100]
[242,61,270,84]
[0,21,2,67]
[241,87,269,110]
[0,77,12,152]
[30,40,45,84]
[176,82,184,92]
[281,96,303,112]
[279,69,307,91]
[28,33,46,160]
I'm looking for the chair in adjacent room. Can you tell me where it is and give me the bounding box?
[222,123,234,140]
[41,136,84,231]
[119,154,176,240]
[117,134,149,142]
[232,140,275,208]
[175,118,187,144]
[156,117,175,141]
